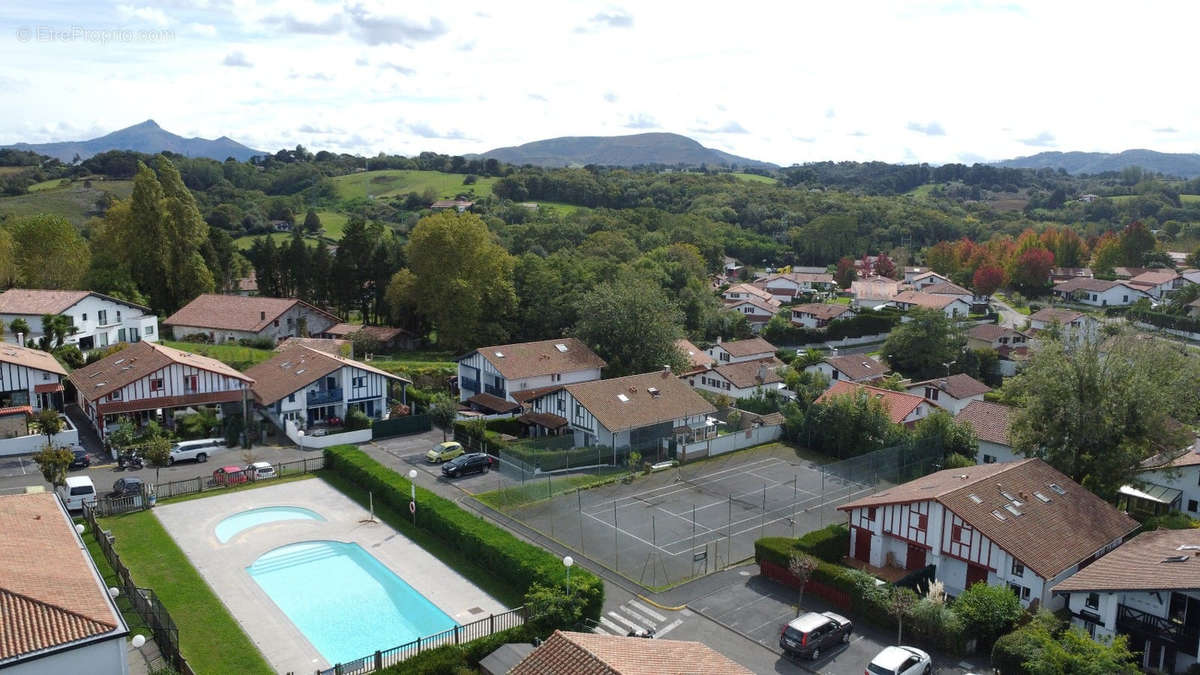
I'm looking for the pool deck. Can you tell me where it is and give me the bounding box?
[153,479,507,674]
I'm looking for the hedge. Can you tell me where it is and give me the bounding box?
[795,523,850,563]
[323,445,604,624]
[1129,308,1200,333]
[767,308,901,345]
[379,625,535,674]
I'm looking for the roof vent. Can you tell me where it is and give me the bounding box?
[968,493,982,504]
[260,311,266,320]
[495,351,504,358]
[617,393,629,402]
[647,387,660,398]
[555,343,568,352]
[1163,555,1190,563]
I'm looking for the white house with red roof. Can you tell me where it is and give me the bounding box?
[756,272,835,303]
[456,338,606,405]
[706,337,776,365]
[1119,440,1200,520]
[790,303,855,330]
[723,296,780,331]
[164,294,339,345]
[839,459,1139,609]
[805,354,888,388]
[0,289,159,350]
[693,357,787,400]
[955,400,1020,465]
[891,291,971,318]
[904,374,990,416]
[815,380,935,427]
[1128,269,1191,299]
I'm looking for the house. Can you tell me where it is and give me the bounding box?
[706,337,776,365]
[674,338,715,379]
[923,281,975,303]
[721,283,777,306]
[851,276,903,308]
[955,400,1020,464]
[523,369,717,456]
[0,289,160,350]
[891,291,971,317]
[1112,267,1151,280]
[1050,278,1151,307]
[693,357,787,399]
[0,493,130,674]
[1028,307,1100,345]
[246,344,408,429]
[723,295,780,331]
[816,380,936,426]
[164,294,339,345]
[234,272,258,296]
[909,271,952,290]
[318,323,419,351]
[430,199,474,212]
[967,324,1030,352]
[1054,529,1200,673]
[456,338,605,404]
[510,630,753,675]
[903,267,931,282]
[805,354,888,387]
[757,272,836,302]
[1129,269,1190,299]
[905,374,990,415]
[1049,267,1093,283]
[68,341,253,437]
[1118,440,1200,520]
[0,343,69,413]
[722,256,744,279]
[790,303,855,329]
[838,459,1139,609]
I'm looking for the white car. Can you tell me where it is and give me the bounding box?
[247,461,276,480]
[867,645,932,675]
[167,438,225,465]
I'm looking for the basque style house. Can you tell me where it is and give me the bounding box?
[805,354,888,388]
[706,337,775,365]
[318,323,418,352]
[721,283,776,306]
[164,294,339,345]
[839,459,1139,609]
[674,338,716,379]
[966,324,1031,376]
[1118,440,1200,519]
[891,290,971,318]
[0,343,69,412]
[1051,278,1152,307]
[0,492,129,674]
[790,303,855,330]
[1028,308,1100,345]
[509,631,753,675]
[0,289,159,350]
[69,341,253,437]
[816,380,936,426]
[692,357,787,399]
[246,344,408,430]
[1055,528,1200,674]
[723,296,780,331]
[1129,269,1189,299]
[955,400,1020,464]
[905,374,990,416]
[456,338,606,410]
[523,369,716,457]
[756,272,836,303]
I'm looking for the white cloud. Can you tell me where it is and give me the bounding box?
[906,121,945,136]
[624,113,658,129]
[117,4,171,27]
[221,51,253,68]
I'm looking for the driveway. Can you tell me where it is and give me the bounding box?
[365,430,525,495]
[991,298,1026,329]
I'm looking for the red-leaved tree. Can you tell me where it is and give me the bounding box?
[972,265,1005,297]
[1008,248,1054,292]
[874,253,896,279]
[835,257,857,289]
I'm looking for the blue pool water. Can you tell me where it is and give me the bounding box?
[246,540,457,665]
[215,506,324,543]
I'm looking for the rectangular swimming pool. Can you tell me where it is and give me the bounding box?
[247,540,457,666]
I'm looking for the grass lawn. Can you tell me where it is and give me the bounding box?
[77,520,152,637]
[731,172,777,184]
[98,510,273,674]
[906,183,937,198]
[28,178,71,192]
[162,340,275,370]
[995,293,1032,315]
[233,232,323,251]
[0,179,134,226]
[1182,194,1200,204]
[315,210,348,239]
[332,170,499,202]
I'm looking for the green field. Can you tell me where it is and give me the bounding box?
[162,340,275,370]
[28,178,71,192]
[732,172,777,184]
[332,169,499,202]
[907,184,938,198]
[315,210,349,239]
[233,232,324,251]
[1182,194,1200,204]
[0,180,133,226]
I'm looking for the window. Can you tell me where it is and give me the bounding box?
[925,387,939,401]
[287,393,295,403]
[1011,561,1024,577]
[97,310,108,324]
[109,390,121,400]
[912,512,928,531]
[81,313,87,322]
[953,524,971,544]
[831,370,839,379]
[551,373,562,383]
[352,376,366,388]
[556,398,564,412]
[867,507,877,521]
[983,454,997,464]
[1189,499,1198,513]
[1009,584,1030,600]
[117,329,126,342]
[149,378,164,392]
[719,351,730,362]
[274,319,279,327]
[116,310,121,322]
[145,325,154,335]
[1085,593,1100,610]
[185,375,198,391]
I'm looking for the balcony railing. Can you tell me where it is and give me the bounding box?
[1117,605,1200,657]
[484,383,506,398]
[461,378,479,394]
[307,388,343,406]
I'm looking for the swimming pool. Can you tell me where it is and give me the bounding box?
[215,506,324,543]
[247,540,457,665]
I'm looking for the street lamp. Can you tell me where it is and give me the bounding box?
[296,428,305,453]
[563,555,574,588]
[75,523,85,535]
[942,360,956,377]
[107,587,119,599]
[408,469,418,524]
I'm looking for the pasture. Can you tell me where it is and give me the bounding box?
[732,172,777,184]
[332,169,499,201]
[0,179,133,226]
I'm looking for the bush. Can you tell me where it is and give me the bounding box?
[237,337,276,350]
[795,524,849,563]
[944,452,976,469]
[52,344,85,369]
[1140,510,1200,531]
[179,332,211,343]
[953,581,1023,647]
[378,625,534,674]
[344,408,372,431]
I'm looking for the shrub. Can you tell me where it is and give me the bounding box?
[953,581,1023,647]
[944,452,977,469]
[377,625,534,674]
[237,337,276,350]
[795,524,849,563]
[180,332,211,343]
[344,408,372,431]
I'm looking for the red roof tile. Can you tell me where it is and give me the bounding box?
[816,380,927,424]
[1054,529,1200,593]
[511,630,754,675]
[955,400,1013,446]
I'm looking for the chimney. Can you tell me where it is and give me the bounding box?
[16,332,23,346]
[716,336,722,345]
[831,346,839,357]
[260,311,266,321]
[757,364,768,383]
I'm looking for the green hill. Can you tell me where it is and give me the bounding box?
[331,170,498,202]
[0,179,134,226]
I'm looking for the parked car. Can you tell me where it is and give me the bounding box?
[167,438,225,465]
[56,475,96,511]
[441,453,495,478]
[247,461,276,480]
[426,441,464,463]
[779,611,853,660]
[110,477,144,498]
[68,446,90,469]
[212,465,248,486]
[867,646,932,675]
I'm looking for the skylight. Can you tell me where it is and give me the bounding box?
[1163,555,1190,563]
[1048,483,1066,495]
[296,369,305,375]
[1004,504,1023,517]
[617,394,629,402]
[1034,491,1051,503]
[1000,490,1016,501]
[114,358,124,365]
[1178,545,1200,551]
[991,510,1007,521]
[968,494,982,504]
[555,343,568,352]
[494,351,505,358]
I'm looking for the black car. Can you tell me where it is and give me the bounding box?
[779,611,853,661]
[441,453,495,478]
[110,477,144,498]
[68,447,90,469]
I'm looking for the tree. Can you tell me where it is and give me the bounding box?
[1025,623,1138,675]
[874,252,896,279]
[1008,248,1054,293]
[797,388,906,457]
[524,582,583,635]
[889,587,918,644]
[1119,220,1156,266]
[7,214,90,288]
[572,273,688,377]
[303,209,322,234]
[142,434,172,484]
[38,314,72,350]
[972,265,1005,297]
[31,444,73,487]
[1005,335,1200,500]
[32,409,63,447]
[912,410,977,461]
[1090,233,1123,276]
[834,257,856,289]
[9,317,29,343]
[954,581,1022,647]
[428,393,458,441]
[882,307,965,380]
[787,552,818,616]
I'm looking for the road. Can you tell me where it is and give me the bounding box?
[991,298,1026,329]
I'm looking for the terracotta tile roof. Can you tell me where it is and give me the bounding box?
[275,337,350,356]
[791,303,853,321]
[1142,439,1200,470]
[33,383,64,394]
[893,290,962,309]
[1053,278,1147,295]
[1029,307,1086,324]
[164,294,339,333]
[68,341,252,402]
[724,295,779,315]
[245,344,406,405]
[839,459,1139,579]
[955,400,1013,446]
[1050,267,1092,278]
[465,392,522,415]
[967,324,1027,342]
[715,337,776,358]
[821,355,887,381]
[466,338,606,381]
[0,405,32,417]
[816,380,927,424]
[909,373,991,400]
[565,371,716,432]
[762,272,835,286]
[517,412,568,429]
[322,323,412,342]
[511,630,754,675]
[674,339,715,375]
[723,283,776,303]
[712,357,785,389]
[0,289,149,315]
[923,281,973,296]
[910,271,950,284]
[0,343,67,377]
[1112,267,1150,279]
[0,493,121,660]
[1129,270,1180,286]
[510,384,564,403]
[1054,529,1200,593]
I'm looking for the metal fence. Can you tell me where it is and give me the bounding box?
[372,414,432,439]
[318,606,526,675]
[82,504,194,675]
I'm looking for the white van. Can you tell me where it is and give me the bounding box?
[57,476,96,511]
[167,438,226,465]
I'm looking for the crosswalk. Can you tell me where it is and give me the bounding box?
[592,599,685,639]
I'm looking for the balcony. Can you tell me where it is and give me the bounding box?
[1117,605,1200,657]
[461,377,479,394]
[484,383,507,398]
[307,388,343,406]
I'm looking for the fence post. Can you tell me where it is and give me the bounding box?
[490,613,494,634]
[454,625,460,645]
[374,650,382,670]
[417,636,421,654]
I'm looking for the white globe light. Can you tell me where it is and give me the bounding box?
[107,587,119,599]
[75,523,85,534]
[408,469,418,479]
[563,556,574,568]
[131,634,146,649]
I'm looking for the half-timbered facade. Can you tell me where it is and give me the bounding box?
[0,343,68,412]
[164,294,339,345]
[68,341,253,437]
[456,338,605,404]
[839,459,1138,609]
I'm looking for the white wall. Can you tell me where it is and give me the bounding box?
[171,305,335,345]
[976,440,1020,465]
[678,424,782,460]
[2,295,158,348]
[1138,463,1200,517]
[508,368,602,398]
[0,421,78,457]
[3,637,128,675]
[284,418,372,449]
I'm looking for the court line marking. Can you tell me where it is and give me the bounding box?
[582,457,788,514]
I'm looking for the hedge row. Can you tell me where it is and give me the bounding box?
[766,308,901,345]
[379,625,535,674]
[323,445,604,624]
[796,523,850,563]
[1129,308,1200,333]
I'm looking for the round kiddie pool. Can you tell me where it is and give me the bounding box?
[215,505,326,543]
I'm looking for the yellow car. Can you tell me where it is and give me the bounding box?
[426,441,464,463]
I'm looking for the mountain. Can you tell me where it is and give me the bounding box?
[3,120,265,162]
[476,132,776,169]
[995,149,1200,178]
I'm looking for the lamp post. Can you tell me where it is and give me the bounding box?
[408,469,418,524]
[296,428,304,453]
[943,360,955,377]
[108,587,119,599]
[563,555,573,589]
[75,523,85,535]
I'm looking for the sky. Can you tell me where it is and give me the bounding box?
[1,0,1198,166]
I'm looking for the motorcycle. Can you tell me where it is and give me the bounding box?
[117,451,144,471]
[626,628,655,639]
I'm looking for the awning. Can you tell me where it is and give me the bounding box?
[1119,483,1182,505]
[0,405,33,417]
[465,393,522,415]
[34,383,64,394]
[517,412,568,430]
